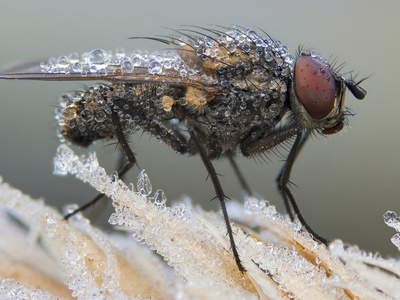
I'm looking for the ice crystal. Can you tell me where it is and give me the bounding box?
[384,210,400,251]
[0,145,399,299]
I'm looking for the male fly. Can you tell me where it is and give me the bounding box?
[0,26,367,272]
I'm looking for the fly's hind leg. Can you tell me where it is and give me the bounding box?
[228,155,252,197]
[189,127,245,273]
[241,126,328,244]
[64,110,137,219]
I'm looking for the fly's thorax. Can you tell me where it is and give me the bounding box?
[188,29,293,102]
[290,51,347,133]
[173,29,295,139]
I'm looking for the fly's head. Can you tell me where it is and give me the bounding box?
[290,51,367,135]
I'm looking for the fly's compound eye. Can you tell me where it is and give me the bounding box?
[294,55,336,119]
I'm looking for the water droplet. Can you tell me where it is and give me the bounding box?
[89,65,97,73]
[253,99,260,108]
[115,47,126,59]
[178,36,189,46]
[45,57,56,72]
[265,51,273,62]
[148,60,162,75]
[99,68,107,76]
[81,65,89,77]
[72,62,82,73]
[179,68,188,77]
[81,52,89,64]
[88,49,109,70]
[59,93,73,106]
[226,42,236,53]
[113,68,122,75]
[132,56,141,67]
[204,36,214,48]
[57,56,69,73]
[267,104,279,117]
[121,60,134,73]
[163,60,172,69]
[68,52,80,63]
[80,109,94,122]
[242,43,251,53]
[155,55,162,63]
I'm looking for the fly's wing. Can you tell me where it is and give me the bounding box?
[0,47,221,92]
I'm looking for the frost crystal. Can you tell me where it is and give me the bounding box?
[0,145,399,299]
[384,210,400,251]
[151,189,167,209]
[137,169,152,197]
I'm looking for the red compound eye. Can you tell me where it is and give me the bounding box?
[295,55,336,119]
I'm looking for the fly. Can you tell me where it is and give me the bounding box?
[0,26,367,273]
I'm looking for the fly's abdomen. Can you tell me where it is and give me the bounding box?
[55,82,187,148]
[55,84,118,147]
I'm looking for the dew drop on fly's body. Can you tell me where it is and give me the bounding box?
[0,26,367,273]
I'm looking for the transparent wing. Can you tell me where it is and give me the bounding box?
[0,48,220,91]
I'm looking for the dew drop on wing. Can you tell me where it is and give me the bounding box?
[121,60,134,73]
[148,60,162,75]
[88,49,110,70]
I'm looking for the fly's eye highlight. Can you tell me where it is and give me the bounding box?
[294,55,336,119]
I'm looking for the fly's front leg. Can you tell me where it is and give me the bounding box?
[277,131,328,244]
[189,127,245,273]
[275,130,310,221]
[241,126,328,244]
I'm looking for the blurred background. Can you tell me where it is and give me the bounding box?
[0,1,399,257]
